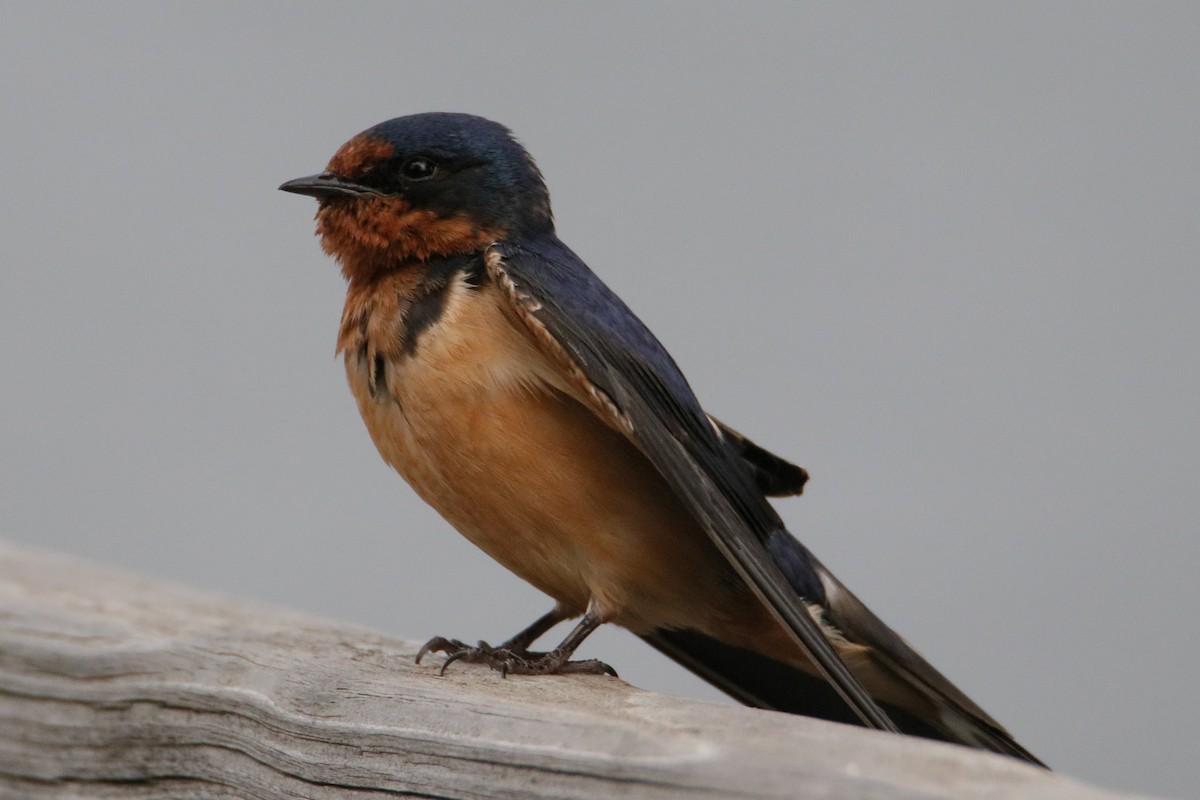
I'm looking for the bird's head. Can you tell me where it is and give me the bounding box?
[280,112,552,280]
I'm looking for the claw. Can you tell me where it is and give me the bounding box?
[415,633,617,678]
[439,649,470,676]
[416,636,469,665]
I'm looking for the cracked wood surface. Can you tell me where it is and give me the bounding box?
[0,541,1139,800]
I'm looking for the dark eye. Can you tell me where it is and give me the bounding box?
[400,157,438,181]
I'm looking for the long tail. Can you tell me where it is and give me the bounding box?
[643,626,1046,768]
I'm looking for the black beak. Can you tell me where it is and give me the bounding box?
[278,172,381,199]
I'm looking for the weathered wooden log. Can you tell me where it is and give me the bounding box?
[0,541,1133,799]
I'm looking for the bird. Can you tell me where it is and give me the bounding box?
[280,112,1044,766]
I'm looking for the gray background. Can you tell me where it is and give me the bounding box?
[1,3,1196,797]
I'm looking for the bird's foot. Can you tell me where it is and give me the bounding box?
[416,635,617,678]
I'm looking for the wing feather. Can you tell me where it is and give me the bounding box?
[486,241,897,733]
[708,416,809,497]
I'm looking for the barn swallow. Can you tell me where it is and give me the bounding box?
[280,112,1044,766]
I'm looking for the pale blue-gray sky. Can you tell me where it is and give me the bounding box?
[1,4,1196,797]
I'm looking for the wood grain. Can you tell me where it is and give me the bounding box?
[0,542,1135,799]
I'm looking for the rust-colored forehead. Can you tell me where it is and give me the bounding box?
[326,133,395,179]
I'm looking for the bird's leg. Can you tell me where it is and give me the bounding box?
[499,604,573,655]
[491,605,617,676]
[417,602,616,677]
[416,604,569,669]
